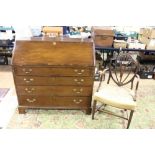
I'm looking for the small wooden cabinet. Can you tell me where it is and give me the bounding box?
[12,37,95,114]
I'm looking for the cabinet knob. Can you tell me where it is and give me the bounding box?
[73,99,83,104]
[22,68,32,74]
[26,98,36,103]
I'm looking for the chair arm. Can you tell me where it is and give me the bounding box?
[133,74,140,101]
[96,68,109,92]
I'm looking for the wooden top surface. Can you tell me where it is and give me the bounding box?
[12,38,95,66]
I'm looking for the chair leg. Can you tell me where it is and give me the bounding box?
[127,110,134,129]
[92,100,97,120]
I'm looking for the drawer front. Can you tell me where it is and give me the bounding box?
[16,86,92,96]
[18,96,91,108]
[13,67,94,76]
[18,95,52,107]
[54,97,91,108]
[14,76,93,86]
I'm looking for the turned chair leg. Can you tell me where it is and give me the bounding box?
[92,100,97,120]
[127,110,134,129]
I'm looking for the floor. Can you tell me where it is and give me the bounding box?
[0,65,18,128]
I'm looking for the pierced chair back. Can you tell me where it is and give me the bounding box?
[108,52,139,87]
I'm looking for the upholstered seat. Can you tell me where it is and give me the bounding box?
[93,85,136,110]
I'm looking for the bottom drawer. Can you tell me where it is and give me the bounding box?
[18,95,91,108]
[54,97,91,108]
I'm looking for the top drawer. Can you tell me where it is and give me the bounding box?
[13,67,94,76]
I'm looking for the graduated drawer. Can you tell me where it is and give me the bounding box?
[16,86,92,96]
[18,96,90,108]
[13,67,94,76]
[14,76,93,86]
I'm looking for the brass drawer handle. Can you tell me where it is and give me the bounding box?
[24,78,34,83]
[25,88,35,93]
[74,79,84,84]
[74,69,85,75]
[22,68,32,74]
[73,99,83,104]
[26,98,36,103]
[73,88,83,94]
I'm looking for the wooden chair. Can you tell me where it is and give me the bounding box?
[92,52,140,129]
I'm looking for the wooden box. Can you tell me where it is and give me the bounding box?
[92,27,114,47]
[12,37,95,114]
[113,40,127,48]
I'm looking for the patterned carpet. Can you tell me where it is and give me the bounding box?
[7,79,155,129]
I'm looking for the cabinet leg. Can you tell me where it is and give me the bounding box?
[18,107,26,114]
[85,108,91,115]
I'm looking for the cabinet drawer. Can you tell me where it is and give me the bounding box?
[16,86,92,96]
[14,76,93,86]
[13,67,94,76]
[18,96,91,108]
[18,95,52,107]
[54,97,91,108]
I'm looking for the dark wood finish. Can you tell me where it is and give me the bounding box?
[14,76,93,86]
[92,100,97,119]
[13,67,94,76]
[18,107,26,114]
[12,40,94,66]
[92,27,114,47]
[94,36,114,47]
[16,86,92,96]
[108,53,139,87]
[127,110,134,129]
[12,38,95,114]
[18,96,90,108]
[92,52,140,128]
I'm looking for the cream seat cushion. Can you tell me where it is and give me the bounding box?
[93,85,136,110]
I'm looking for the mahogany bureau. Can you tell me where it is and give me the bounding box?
[12,37,95,114]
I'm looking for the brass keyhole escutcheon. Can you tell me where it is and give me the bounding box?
[53,42,56,45]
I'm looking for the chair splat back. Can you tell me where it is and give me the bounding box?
[108,52,139,86]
